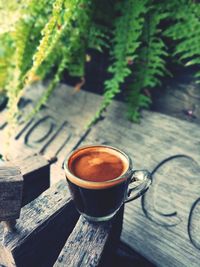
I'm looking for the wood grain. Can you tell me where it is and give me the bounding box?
[54,207,124,267]
[0,83,102,154]
[14,154,50,206]
[0,164,23,221]
[54,217,112,267]
[83,100,200,267]
[0,83,102,185]
[1,83,200,267]
[0,180,79,267]
[152,78,200,125]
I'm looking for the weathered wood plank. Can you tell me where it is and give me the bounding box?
[14,154,50,206]
[54,207,124,267]
[0,83,102,156]
[152,76,200,125]
[98,206,124,267]
[1,83,200,266]
[0,154,51,232]
[0,180,79,267]
[54,217,112,267]
[81,100,200,267]
[0,83,102,185]
[0,164,23,221]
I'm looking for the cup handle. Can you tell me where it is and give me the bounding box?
[124,170,152,203]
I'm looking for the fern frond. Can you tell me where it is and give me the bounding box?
[25,0,65,83]
[10,0,54,78]
[34,0,84,80]
[4,0,54,123]
[127,7,169,121]
[43,1,77,63]
[88,23,110,52]
[94,0,147,120]
[25,51,68,120]
[0,34,15,91]
[127,90,151,122]
[164,2,200,79]
[67,1,93,77]
[27,0,93,117]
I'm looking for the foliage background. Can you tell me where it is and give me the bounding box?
[0,0,200,124]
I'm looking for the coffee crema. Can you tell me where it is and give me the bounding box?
[67,146,129,189]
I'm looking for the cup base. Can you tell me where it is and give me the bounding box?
[79,211,118,222]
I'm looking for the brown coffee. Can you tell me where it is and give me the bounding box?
[69,147,127,182]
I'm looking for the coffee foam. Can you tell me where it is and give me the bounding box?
[66,146,130,189]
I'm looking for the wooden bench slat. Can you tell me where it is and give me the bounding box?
[0,84,102,162]
[54,217,112,267]
[0,164,23,221]
[17,154,50,206]
[0,180,79,267]
[1,84,200,267]
[54,207,124,267]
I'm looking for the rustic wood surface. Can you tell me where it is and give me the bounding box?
[113,241,155,267]
[0,164,23,221]
[0,83,102,157]
[0,180,79,267]
[0,154,51,233]
[54,216,112,267]
[15,154,50,206]
[98,206,124,267]
[0,153,50,229]
[152,75,200,125]
[82,101,200,267]
[54,207,124,267]
[0,83,200,267]
[0,83,102,184]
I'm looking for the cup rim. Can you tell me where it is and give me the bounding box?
[63,144,132,188]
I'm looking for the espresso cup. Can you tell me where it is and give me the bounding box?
[64,145,151,222]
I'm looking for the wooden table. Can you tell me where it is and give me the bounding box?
[0,83,200,267]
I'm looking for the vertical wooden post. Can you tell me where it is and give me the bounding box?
[0,164,23,231]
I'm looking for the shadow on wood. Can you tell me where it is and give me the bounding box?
[113,242,155,267]
[99,206,124,267]
[0,181,79,267]
[15,154,51,206]
[54,206,124,267]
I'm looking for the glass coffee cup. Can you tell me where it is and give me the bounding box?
[64,145,152,222]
